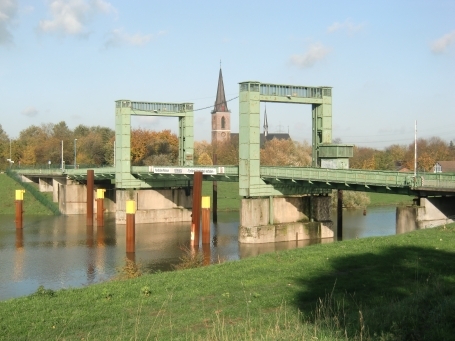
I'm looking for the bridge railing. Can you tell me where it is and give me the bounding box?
[12,168,65,176]
[416,172,455,189]
[260,167,416,188]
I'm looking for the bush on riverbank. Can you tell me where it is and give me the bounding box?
[1,223,454,340]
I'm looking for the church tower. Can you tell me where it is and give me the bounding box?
[211,67,230,144]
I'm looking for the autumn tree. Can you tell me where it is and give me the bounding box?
[215,136,239,165]
[350,146,378,170]
[0,124,10,170]
[130,129,179,166]
[260,139,311,166]
[194,141,213,165]
[197,152,213,165]
[402,137,451,172]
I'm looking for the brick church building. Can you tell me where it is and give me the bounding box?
[211,68,290,146]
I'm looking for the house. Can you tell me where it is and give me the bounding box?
[433,161,455,173]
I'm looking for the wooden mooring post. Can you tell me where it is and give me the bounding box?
[126,200,136,254]
[96,189,105,227]
[201,196,211,245]
[86,170,94,226]
[15,190,25,229]
[191,171,203,247]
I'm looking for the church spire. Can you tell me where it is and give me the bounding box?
[212,67,228,113]
[263,104,269,137]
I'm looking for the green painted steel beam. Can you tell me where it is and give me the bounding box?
[114,100,194,189]
[239,81,333,197]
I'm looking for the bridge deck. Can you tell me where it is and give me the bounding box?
[14,166,455,196]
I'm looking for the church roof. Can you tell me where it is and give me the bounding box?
[212,68,229,113]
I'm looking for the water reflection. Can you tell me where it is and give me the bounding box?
[0,206,396,301]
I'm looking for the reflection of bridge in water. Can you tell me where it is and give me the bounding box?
[15,80,455,243]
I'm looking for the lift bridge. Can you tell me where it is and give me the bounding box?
[15,81,455,197]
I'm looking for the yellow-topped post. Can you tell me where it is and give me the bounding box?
[201,196,211,246]
[15,190,25,229]
[96,189,106,227]
[126,200,136,253]
[15,190,25,200]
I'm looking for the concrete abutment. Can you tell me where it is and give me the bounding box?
[396,196,455,233]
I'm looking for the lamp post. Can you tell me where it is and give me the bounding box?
[74,139,77,169]
[9,139,11,168]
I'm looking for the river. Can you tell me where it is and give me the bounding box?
[0,206,396,301]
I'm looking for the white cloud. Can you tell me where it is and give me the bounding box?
[22,106,39,117]
[94,0,115,13]
[431,30,455,54]
[0,0,17,45]
[104,28,166,48]
[289,43,331,68]
[327,19,364,34]
[39,0,115,36]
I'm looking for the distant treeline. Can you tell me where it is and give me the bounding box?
[1,122,454,171]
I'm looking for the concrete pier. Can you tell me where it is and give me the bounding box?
[58,182,115,215]
[115,188,192,224]
[239,195,334,244]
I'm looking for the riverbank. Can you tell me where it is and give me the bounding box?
[0,173,56,215]
[1,223,454,340]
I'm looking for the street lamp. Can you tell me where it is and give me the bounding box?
[74,139,77,169]
[7,139,12,168]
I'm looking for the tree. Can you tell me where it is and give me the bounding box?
[194,141,213,164]
[350,146,378,170]
[197,152,213,165]
[216,137,239,165]
[0,124,10,169]
[261,139,311,167]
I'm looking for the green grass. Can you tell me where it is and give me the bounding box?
[0,173,56,215]
[368,192,414,206]
[202,181,241,211]
[1,224,455,340]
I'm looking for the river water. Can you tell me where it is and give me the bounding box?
[0,206,396,301]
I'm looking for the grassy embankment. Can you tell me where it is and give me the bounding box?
[1,224,455,340]
[203,182,414,211]
[0,173,57,215]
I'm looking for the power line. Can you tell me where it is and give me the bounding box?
[193,96,239,112]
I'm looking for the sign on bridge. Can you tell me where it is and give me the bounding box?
[149,166,223,175]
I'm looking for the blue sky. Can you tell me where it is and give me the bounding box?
[1,0,454,149]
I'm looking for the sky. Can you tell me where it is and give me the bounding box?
[1,0,454,149]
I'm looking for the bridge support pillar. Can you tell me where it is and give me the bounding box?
[396,196,455,234]
[337,190,343,240]
[58,182,115,215]
[115,188,192,224]
[38,178,53,193]
[239,195,334,244]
